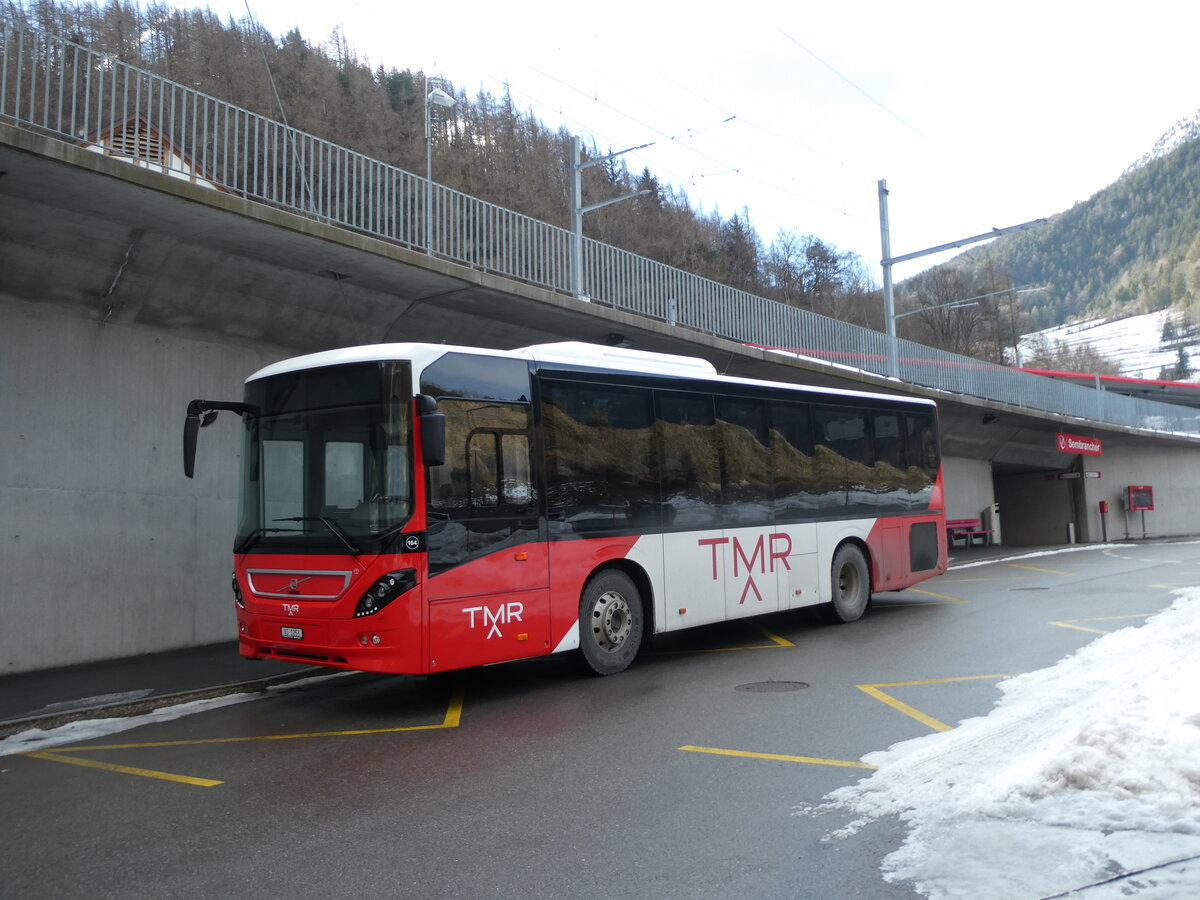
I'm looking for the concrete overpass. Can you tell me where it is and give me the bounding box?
[4,118,1199,673]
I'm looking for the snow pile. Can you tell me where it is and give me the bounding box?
[809,589,1200,899]
[0,693,257,756]
[0,671,347,757]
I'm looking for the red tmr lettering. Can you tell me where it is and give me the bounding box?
[732,535,766,577]
[769,532,793,571]
[463,602,525,639]
[698,537,730,580]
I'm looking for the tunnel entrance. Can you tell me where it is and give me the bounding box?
[992,463,1079,547]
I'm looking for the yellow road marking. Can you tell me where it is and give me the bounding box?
[681,674,1019,767]
[935,577,1009,583]
[1050,623,1109,635]
[52,684,466,752]
[753,626,796,647]
[1004,563,1072,575]
[678,745,876,769]
[656,621,795,655]
[858,674,1018,733]
[23,684,466,785]
[905,588,969,603]
[1049,614,1151,635]
[23,751,223,787]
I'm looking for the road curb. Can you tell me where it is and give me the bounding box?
[0,666,322,739]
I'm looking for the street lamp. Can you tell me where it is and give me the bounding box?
[425,85,456,254]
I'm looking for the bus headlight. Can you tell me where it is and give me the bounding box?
[354,568,417,618]
[232,572,244,608]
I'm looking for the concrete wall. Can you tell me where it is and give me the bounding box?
[1077,445,1200,543]
[0,298,288,673]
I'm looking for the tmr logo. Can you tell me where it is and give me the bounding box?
[462,602,524,639]
[698,533,793,603]
[282,603,300,616]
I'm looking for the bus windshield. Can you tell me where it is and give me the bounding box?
[236,361,414,553]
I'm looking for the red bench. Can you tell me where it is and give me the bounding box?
[946,518,993,548]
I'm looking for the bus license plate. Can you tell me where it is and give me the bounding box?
[280,626,303,640]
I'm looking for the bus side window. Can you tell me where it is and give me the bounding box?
[656,390,721,529]
[464,431,532,508]
[540,380,656,533]
[812,407,860,509]
[429,400,533,515]
[903,410,939,509]
[716,395,771,524]
[500,433,532,506]
[467,432,500,507]
[869,411,907,512]
[768,401,815,521]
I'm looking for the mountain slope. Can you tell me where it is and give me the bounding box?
[947,126,1200,332]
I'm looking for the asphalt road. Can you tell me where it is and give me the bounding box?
[4,542,1197,899]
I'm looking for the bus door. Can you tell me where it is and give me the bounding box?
[423,400,550,671]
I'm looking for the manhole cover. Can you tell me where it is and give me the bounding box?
[735,681,809,693]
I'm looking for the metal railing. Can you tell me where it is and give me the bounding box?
[3,20,1198,437]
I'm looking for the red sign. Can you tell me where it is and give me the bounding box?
[1056,432,1103,456]
[1128,485,1154,511]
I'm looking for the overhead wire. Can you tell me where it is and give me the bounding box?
[241,0,365,343]
[776,27,933,144]
[505,57,878,234]
[255,9,908,254]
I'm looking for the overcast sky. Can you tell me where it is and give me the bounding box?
[187,1,1200,281]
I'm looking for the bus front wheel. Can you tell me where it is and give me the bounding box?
[579,569,644,675]
[829,544,870,623]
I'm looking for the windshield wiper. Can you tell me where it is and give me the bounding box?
[234,527,302,555]
[274,516,362,557]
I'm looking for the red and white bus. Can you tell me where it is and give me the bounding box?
[184,342,947,676]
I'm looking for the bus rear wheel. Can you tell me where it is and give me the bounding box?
[829,544,870,623]
[579,569,644,675]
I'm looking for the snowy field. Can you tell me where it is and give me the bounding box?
[1020,309,1199,381]
[805,587,1200,899]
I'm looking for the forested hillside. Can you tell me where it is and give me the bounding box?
[892,119,1200,370]
[946,125,1200,331]
[4,0,881,327]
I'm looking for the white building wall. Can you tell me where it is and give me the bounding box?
[942,455,996,523]
[1078,445,1200,542]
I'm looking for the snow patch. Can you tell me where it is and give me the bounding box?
[1020,310,1199,381]
[805,588,1200,898]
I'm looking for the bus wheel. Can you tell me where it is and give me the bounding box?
[579,569,644,675]
[829,544,870,623]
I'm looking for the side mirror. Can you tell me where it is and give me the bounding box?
[182,399,256,478]
[416,394,446,467]
[183,411,201,478]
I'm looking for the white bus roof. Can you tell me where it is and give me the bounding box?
[247,341,934,408]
